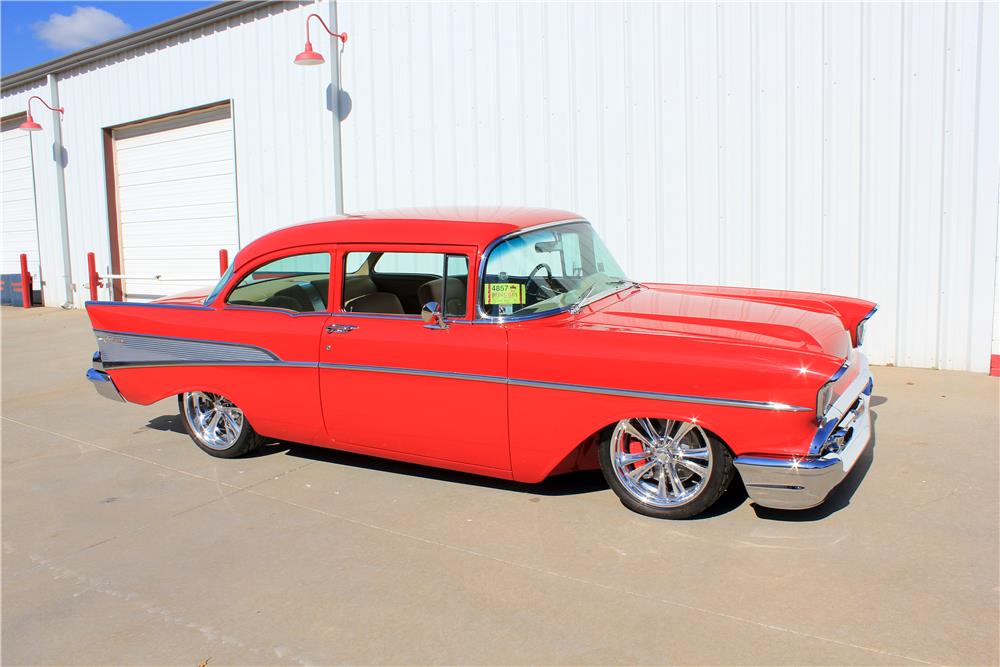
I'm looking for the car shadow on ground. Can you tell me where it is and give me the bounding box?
[143,412,610,496]
[143,395,885,511]
[280,443,611,496]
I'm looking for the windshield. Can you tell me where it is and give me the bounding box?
[480,222,628,318]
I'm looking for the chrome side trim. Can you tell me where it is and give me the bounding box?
[222,306,332,317]
[86,345,812,413]
[86,368,125,402]
[85,300,212,311]
[507,378,811,412]
[95,329,280,365]
[99,360,316,370]
[319,363,507,384]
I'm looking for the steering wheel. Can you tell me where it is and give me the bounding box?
[526,263,559,302]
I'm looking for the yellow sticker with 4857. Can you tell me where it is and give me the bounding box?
[485,283,525,305]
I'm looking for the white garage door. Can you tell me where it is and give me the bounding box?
[1,117,41,302]
[113,105,239,301]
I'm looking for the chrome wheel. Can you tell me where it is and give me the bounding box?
[182,392,244,451]
[610,418,714,508]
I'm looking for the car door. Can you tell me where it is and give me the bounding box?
[318,244,510,472]
[210,247,334,445]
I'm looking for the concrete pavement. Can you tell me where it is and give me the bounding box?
[2,306,998,665]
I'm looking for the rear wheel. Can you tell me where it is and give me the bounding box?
[178,392,264,458]
[598,417,735,519]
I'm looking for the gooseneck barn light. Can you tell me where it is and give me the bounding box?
[294,13,347,66]
[19,95,64,131]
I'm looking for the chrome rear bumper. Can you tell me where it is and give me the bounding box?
[87,352,125,402]
[734,353,873,510]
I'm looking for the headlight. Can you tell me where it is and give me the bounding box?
[855,306,878,347]
[816,360,851,422]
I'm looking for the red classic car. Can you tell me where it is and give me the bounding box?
[86,208,876,519]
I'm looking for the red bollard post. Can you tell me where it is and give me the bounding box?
[87,252,99,301]
[219,248,229,276]
[19,253,31,308]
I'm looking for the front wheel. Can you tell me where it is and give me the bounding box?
[598,417,735,519]
[179,392,264,458]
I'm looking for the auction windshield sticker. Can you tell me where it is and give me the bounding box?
[485,283,526,305]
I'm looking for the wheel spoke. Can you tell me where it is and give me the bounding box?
[628,458,659,481]
[222,411,241,436]
[670,421,696,443]
[676,458,708,478]
[660,419,675,439]
[207,410,222,434]
[197,408,215,431]
[623,423,655,449]
[617,451,650,465]
[635,418,660,444]
[680,447,710,460]
[657,465,668,499]
[667,463,687,497]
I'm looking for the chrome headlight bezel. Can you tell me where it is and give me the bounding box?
[855,306,878,347]
[816,359,851,423]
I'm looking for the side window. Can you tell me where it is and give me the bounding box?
[342,251,469,317]
[226,252,331,312]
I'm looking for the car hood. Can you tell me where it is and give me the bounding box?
[150,288,212,306]
[578,284,850,359]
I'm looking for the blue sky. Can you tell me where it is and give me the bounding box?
[2,1,218,75]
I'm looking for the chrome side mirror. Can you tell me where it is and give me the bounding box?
[421,301,447,329]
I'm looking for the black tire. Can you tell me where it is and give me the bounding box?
[598,418,736,519]
[177,393,265,459]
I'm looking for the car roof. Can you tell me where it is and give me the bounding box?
[234,206,585,268]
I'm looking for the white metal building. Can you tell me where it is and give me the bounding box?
[1,0,998,372]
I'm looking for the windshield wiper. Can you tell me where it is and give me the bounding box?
[568,284,598,314]
[568,279,641,315]
[608,278,643,289]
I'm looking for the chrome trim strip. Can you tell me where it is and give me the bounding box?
[319,363,507,384]
[330,312,476,324]
[100,360,316,370]
[222,306,332,317]
[86,300,212,311]
[86,344,811,412]
[507,378,811,412]
[733,455,839,470]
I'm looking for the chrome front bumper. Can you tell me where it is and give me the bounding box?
[734,353,874,510]
[87,352,125,402]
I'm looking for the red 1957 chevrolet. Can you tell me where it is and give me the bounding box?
[86,208,876,519]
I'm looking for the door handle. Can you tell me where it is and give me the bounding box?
[325,323,358,334]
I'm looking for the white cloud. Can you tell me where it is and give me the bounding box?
[34,6,131,51]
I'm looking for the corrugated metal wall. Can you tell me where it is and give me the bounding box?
[338,0,999,371]
[0,3,339,307]
[1,1,997,372]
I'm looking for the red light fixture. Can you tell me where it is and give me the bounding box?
[19,96,64,132]
[293,13,347,66]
